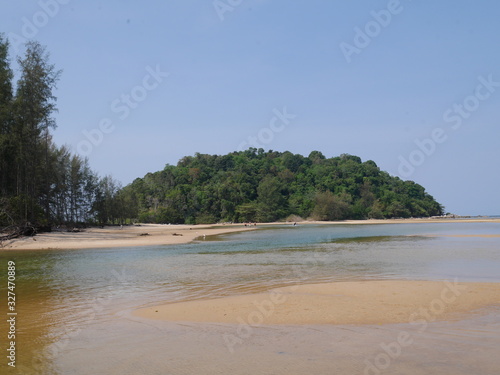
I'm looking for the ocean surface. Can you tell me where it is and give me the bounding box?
[1,222,499,374]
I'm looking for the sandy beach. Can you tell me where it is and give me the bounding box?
[2,217,499,251]
[135,280,500,325]
[0,223,256,250]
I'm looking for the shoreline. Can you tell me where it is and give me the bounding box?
[281,217,500,225]
[0,224,256,251]
[1,217,499,251]
[134,279,500,326]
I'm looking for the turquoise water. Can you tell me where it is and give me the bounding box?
[1,222,499,374]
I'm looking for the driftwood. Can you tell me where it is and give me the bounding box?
[0,223,56,245]
[139,233,150,236]
[0,224,37,246]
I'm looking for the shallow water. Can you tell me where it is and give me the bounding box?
[1,222,499,374]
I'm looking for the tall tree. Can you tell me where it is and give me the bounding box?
[0,38,124,229]
[256,176,287,222]
[0,34,14,198]
[13,41,61,224]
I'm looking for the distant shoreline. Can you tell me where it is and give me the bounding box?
[287,217,500,225]
[2,217,499,251]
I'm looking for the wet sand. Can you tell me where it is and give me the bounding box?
[135,280,500,325]
[57,306,500,375]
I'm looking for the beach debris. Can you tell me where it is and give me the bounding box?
[0,224,37,243]
[139,233,150,236]
[172,233,183,236]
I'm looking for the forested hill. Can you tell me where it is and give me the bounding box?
[125,149,444,224]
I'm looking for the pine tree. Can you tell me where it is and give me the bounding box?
[13,41,61,224]
[0,34,14,198]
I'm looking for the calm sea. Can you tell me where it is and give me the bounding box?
[1,222,499,374]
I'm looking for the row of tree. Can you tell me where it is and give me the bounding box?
[126,149,444,224]
[0,36,130,229]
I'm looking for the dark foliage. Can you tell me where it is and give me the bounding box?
[127,149,444,224]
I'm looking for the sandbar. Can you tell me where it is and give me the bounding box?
[134,280,500,325]
[1,224,256,250]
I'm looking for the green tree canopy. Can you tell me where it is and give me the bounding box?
[127,150,444,224]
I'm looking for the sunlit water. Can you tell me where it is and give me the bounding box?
[1,222,499,374]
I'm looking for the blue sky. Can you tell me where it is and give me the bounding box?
[2,0,499,215]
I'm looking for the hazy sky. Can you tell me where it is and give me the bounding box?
[2,1,499,215]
